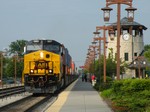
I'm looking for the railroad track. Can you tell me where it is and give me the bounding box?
[0,94,57,112]
[0,79,77,112]
[0,86,25,98]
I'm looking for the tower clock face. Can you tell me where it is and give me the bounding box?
[122,33,130,41]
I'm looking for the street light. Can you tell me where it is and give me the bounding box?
[92,41,97,76]
[102,0,137,80]
[0,49,9,88]
[109,29,115,41]
[14,52,18,85]
[85,47,95,71]
[125,6,137,22]
[94,25,113,82]
[134,56,146,79]
[93,32,101,85]
[101,6,113,22]
[0,52,3,88]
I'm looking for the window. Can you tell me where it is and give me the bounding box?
[124,53,129,61]
[140,30,143,36]
[135,30,139,36]
[44,44,60,53]
[132,30,135,36]
[123,30,128,34]
[134,53,137,57]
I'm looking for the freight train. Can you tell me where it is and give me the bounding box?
[22,39,77,93]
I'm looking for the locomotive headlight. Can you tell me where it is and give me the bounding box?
[30,70,34,73]
[49,69,53,74]
[40,52,44,58]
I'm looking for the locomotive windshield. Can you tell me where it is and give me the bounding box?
[27,44,42,51]
[25,39,61,54]
[26,40,42,53]
[43,44,60,54]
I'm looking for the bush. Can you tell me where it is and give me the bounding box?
[99,76,113,91]
[101,79,150,112]
[130,79,150,92]
[100,89,113,98]
[93,82,100,91]
[94,76,113,91]
[99,82,112,91]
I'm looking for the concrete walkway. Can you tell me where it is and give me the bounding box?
[46,78,113,112]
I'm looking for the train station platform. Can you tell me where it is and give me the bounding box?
[46,78,113,112]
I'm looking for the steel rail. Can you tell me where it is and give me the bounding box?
[0,86,25,98]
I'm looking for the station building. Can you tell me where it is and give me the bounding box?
[106,17,147,78]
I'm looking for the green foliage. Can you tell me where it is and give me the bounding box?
[101,89,113,98]
[130,79,150,91]
[2,39,25,78]
[88,53,117,80]
[111,80,124,94]
[106,58,116,77]
[93,82,100,91]
[101,79,150,112]
[5,58,14,77]
[84,69,88,74]
[99,82,112,92]
[144,49,150,61]
[144,44,150,51]
[9,40,27,56]
[4,57,23,78]
[144,44,150,71]
[94,76,113,91]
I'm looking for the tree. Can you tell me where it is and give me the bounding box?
[3,54,24,78]
[93,54,116,82]
[9,40,27,56]
[106,57,116,77]
[144,44,150,62]
[4,58,14,78]
[3,40,27,78]
[144,44,150,52]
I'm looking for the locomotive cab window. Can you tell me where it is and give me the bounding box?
[44,44,60,54]
[25,40,43,53]
[25,39,61,54]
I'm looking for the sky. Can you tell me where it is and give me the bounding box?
[0,0,149,69]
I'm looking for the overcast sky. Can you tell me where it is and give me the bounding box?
[0,0,149,68]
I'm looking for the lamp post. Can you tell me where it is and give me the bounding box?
[93,32,101,85]
[102,0,137,80]
[134,56,146,79]
[94,25,113,82]
[86,48,92,71]
[0,52,3,88]
[91,41,97,76]
[14,52,18,86]
[86,48,93,70]
[0,50,8,88]
[93,32,107,82]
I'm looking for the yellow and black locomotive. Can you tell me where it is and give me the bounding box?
[22,39,76,93]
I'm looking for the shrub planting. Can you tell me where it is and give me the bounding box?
[101,79,150,112]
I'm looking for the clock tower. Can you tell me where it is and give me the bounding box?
[106,17,147,78]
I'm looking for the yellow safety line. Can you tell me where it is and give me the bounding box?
[45,79,78,112]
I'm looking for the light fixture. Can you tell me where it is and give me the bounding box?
[109,30,115,40]
[101,6,113,22]
[49,69,53,74]
[93,31,100,38]
[125,6,137,22]
[40,52,44,58]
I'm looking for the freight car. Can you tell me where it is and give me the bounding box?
[22,39,77,93]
